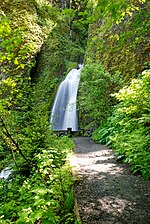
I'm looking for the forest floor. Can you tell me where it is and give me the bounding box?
[73,137,150,224]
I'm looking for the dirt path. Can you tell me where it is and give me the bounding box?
[73,137,150,224]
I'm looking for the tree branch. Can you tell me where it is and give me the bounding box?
[0,116,35,167]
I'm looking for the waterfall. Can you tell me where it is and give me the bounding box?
[0,167,12,180]
[50,65,83,131]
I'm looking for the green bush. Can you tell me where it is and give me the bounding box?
[93,69,150,179]
[78,62,123,132]
[0,136,77,223]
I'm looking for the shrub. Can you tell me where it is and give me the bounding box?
[93,69,150,179]
[78,62,123,132]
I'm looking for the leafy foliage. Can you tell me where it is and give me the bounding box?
[0,139,77,223]
[61,0,92,48]
[86,0,149,79]
[92,70,150,179]
[78,62,123,132]
[0,72,77,222]
[0,1,85,223]
[0,14,34,79]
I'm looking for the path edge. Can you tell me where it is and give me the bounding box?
[67,152,82,223]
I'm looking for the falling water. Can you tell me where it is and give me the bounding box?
[0,167,12,180]
[50,65,83,131]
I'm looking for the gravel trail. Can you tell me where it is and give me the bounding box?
[73,137,150,224]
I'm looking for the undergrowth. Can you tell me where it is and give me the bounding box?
[0,136,80,224]
[92,69,150,180]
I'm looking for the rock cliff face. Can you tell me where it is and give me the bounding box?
[86,0,149,80]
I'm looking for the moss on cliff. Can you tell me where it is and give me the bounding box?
[0,0,56,80]
[86,0,149,80]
